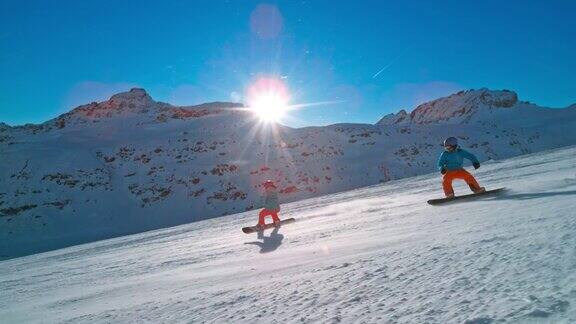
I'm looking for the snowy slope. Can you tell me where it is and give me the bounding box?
[1,88,576,259]
[1,146,575,323]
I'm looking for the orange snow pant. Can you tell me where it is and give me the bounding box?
[442,169,481,196]
[258,208,280,226]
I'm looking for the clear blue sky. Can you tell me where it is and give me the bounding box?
[1,0,575,127]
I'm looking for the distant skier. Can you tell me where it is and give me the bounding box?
[256,180,281,229]
[437,137,485,198]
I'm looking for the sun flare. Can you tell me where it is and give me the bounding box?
[247,77,290,123]
[250,93,288,122]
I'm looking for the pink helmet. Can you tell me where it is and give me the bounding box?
[263,180,276,188]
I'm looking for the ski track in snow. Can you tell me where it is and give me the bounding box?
[1,147,576,323]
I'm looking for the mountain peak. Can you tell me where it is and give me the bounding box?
[376,109,409,125]
[46,88,248,130]
[377,88,520,126]
[468,88,518,107]
[66,87,156,116]
[109,88,154,107]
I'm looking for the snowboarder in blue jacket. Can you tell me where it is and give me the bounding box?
[257,180,281,228]
[438,137,485,198]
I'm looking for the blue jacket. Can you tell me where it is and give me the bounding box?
[261,191,280,210]
[437,148,479,171]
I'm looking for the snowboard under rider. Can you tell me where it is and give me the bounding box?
[257,180,281,228]
[437,137,485,198]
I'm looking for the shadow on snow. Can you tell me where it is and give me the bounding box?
[244,226,284,253]
[495,190,576,201]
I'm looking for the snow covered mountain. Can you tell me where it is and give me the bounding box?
[376,89,520,125]
[1,145,575,323]
[1,87,576,259]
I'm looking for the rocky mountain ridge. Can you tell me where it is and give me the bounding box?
[1,87,575,258]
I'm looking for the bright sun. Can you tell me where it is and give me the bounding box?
[250,93,288,122]
[247,77,290,123]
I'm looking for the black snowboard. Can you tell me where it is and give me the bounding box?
[427,188,505,205]
[242,218,296,234]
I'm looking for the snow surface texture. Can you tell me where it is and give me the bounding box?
[1,87,576,259]
[1,146,575,323]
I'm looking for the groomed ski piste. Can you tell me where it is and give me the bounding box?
[1,146,575,323]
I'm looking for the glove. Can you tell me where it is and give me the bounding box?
[473,162,480,170]
[440,168,447,175]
